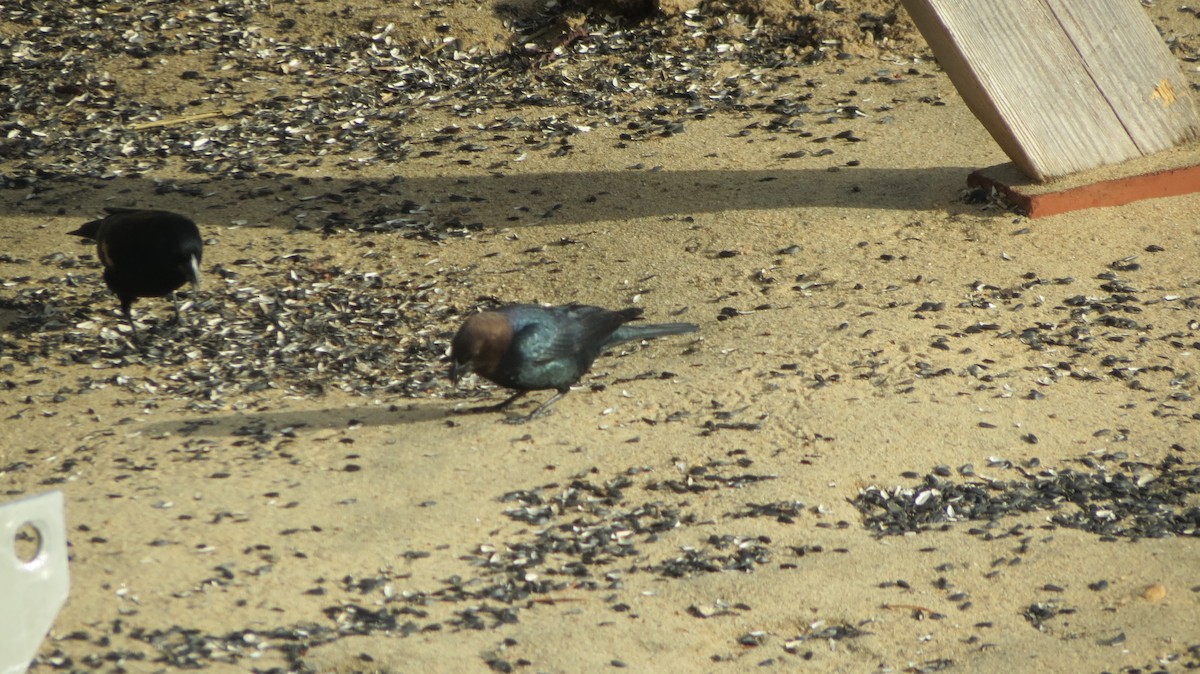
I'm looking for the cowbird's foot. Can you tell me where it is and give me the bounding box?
[499,406,558,424]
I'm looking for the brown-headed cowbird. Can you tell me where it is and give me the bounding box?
[450,303,698,420]
[67,208,202,326]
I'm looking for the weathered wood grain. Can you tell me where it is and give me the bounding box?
[902,0,1200,181]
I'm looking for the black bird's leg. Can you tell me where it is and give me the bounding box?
[170,291,189,327]
[115,302,144,349]
[120,301,138,334]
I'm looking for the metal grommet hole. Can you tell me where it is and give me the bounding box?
[14,521,42,565]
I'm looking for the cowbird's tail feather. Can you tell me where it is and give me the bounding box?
[607,321,698,347]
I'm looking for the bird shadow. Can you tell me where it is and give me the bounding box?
[142,400,461,437]
[9,165,981,232]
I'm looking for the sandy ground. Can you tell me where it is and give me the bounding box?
[3,1,1200,673]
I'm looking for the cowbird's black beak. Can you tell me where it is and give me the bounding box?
[182,255,201,291]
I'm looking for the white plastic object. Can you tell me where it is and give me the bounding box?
[1,491,70,674]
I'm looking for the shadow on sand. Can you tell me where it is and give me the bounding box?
[10,165,976,231]
[142,399,467,437]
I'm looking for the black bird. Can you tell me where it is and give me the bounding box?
[450,303,699,420]
[67,208,202,326]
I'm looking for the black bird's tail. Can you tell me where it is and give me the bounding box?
[66,219,102,240]
[606,321,699,347]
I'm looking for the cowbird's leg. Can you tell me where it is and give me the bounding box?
[460,390,527,415]
[499,391,567,424]
[517,390,568,422]
[491,390,528,411]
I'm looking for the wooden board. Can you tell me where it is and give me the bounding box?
[969,143,1200,218]
[901,0,1200,181]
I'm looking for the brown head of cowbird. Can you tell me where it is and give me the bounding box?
[450,303,698,421]
[68,208,202,327]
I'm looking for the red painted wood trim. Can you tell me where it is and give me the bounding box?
[968,164,1200,218]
